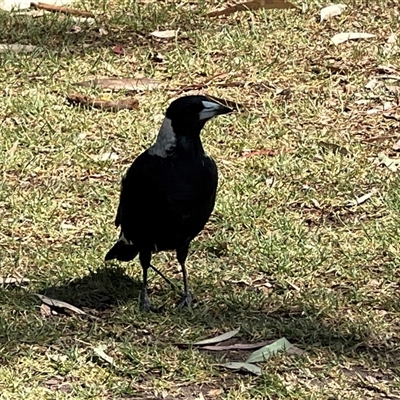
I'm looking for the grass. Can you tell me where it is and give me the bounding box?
[1,0,400,398]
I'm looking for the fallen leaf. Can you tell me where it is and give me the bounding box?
[150,29,178,39]
[220,362,262,375]
[386,85,400,95]
[207,0,299,17]
[40,303,52,317]
[35,294,86,315]
[68,25,82,33]
[365,78,379,90]
[246,337,293,363]
[76,77,160,91]
[388,33,397,44]
[193,329,240,345]
[98,27,108,35]
[113,45,125,55]
[318,141,349,155]
[378,153,398,172]
[92,152,119,162]
[93,344,114,365]
[67,93,139,111]
[320,4,346,22]
[198,341,273,351]
[378,74,400,81]
[0,276,30,285]
[393,139,400,151]
[331,32,375,45]
[207,388,223,397]
[383,112,400,121]
[345,189,378,207]
[0,44,37,53]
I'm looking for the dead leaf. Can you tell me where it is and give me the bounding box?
[383,112,400,121]
[113,45,125,55]
[220,362,262,375]
[331,32,375,45]
[68,25,82,33]
[193,329,239,345]
[92,152,119,162]
[98,27,108,35]
[393,139,400,151]
[93,345,114,365]
[386,85,400,95]
[0,44,37,53]
[378,153,398,172]
[345,189,378,207]
[76,78,160,91]
[320,4,346,22]
[67,93,139,111]
[0,276,30,285]
[30,2,95,18]
[40,303,52,317]
[197,341,272,351]
[150,29,178,39]
[207,0,299,17]
[365,78,380,90]
[207,388,223,398]
[35,294,86,315]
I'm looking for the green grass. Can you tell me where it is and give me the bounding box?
[1,0,400,398]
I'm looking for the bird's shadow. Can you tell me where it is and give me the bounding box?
[41,266,145,310]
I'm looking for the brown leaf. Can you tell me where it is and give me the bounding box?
[76,77,160,91]
[35,294,86,315]
[67,93,139,111]
[113,45,125,55]
[207,0,299,17]
[30,2,95,18]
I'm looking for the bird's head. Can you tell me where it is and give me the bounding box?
[149,95,232,158]
[165,95,232,136]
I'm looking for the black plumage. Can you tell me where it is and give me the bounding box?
[105,95,232,310]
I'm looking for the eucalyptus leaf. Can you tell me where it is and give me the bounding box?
[220,362,262,376]
[246,337,291,363]
[193,329,239,345]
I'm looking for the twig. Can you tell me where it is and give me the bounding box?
[30,2,95,18]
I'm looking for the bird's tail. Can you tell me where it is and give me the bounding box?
[105,234,138,262]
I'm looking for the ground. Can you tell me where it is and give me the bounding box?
[0,0,400,399]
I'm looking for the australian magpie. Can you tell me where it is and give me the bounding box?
[105,95,232,311]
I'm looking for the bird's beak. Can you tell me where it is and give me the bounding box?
[199,100,233,120]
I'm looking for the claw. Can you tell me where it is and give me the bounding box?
[177,291,193,308]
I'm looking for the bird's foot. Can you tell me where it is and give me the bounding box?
[140,290,153,312]
[177,291,193,308]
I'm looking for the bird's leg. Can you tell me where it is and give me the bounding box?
[139,252,152,311]
[176,245,192,308]
[150,264,175,289]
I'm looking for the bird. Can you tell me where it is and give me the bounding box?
[105,95,232,311]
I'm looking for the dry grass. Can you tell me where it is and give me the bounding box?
[1,0,400,398]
